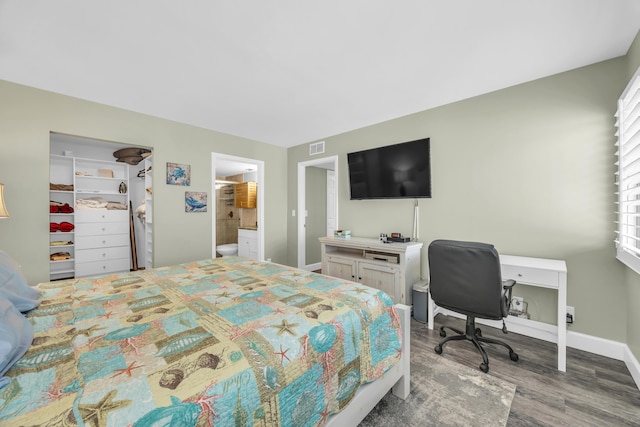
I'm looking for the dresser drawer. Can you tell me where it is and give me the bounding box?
[76,246,129,263]
[76,209,128,223]
[75,258,130,278]
[76,234,129,249]
[76,221,129,236]
[501,265,559,288]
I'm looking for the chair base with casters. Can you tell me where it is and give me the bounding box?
[434,315,519,373]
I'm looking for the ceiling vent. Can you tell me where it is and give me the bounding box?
[309,141,325,155]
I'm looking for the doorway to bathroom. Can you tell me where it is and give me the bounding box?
[211,153,264,260]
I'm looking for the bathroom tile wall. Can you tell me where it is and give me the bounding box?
[216,184,239,245]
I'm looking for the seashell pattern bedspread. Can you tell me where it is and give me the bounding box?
[1,256,402,426]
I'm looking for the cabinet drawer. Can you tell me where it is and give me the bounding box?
[76,209,128,223]
[76,234,129,249]
[76,246,129,263]
[501,265,559,288]
[238,229,258,238]
[76,221,129,236]
[76,258,130,277]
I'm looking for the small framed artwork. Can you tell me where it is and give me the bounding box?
[166,162,191,186]
[185,191,207,212]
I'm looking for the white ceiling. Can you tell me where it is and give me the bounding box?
[1,1,639,148]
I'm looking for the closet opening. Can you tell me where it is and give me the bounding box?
[49,132,153,280]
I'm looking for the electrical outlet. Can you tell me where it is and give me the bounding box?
[567,306,575,323]
[512,296,524,312]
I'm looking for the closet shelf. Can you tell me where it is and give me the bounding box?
[76,190,127,196]
[75,176,125,181]
[50,258,75,264]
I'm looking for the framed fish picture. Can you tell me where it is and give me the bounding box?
[185,191,207,212]
[166,162,191,186]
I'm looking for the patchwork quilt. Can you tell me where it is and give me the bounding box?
[1,257,402,426]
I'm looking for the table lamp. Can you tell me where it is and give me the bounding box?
[0,183,10,218]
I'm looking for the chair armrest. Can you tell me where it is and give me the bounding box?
[502,279,516,310]
[502,279,516,290]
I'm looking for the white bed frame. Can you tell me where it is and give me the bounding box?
[326,303,411,426]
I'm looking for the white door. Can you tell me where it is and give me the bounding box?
[326,170,336,236]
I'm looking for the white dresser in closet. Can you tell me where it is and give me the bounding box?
[74,158,130,277]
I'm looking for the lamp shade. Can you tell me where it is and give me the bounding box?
[0,184,9,218]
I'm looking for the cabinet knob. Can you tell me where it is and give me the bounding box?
[102,253,106,257]
[518,273,523,277]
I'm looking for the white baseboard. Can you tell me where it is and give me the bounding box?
[566,330,625,360]
[302,262,321,272]
[624,346,640,391]
[567,331,640,390]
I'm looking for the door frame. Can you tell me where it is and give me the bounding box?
[297,155,338,270]
[211,153,265,261]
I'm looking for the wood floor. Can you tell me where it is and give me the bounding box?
[417,314,640,426]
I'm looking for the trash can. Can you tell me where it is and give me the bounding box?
[412,281,429,323]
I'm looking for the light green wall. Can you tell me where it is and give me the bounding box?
[288,57,628,342]
[625,30,640,359]
[0,80,289,285]
[305,167,327,265]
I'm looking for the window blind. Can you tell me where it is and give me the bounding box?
[615,68,640,273]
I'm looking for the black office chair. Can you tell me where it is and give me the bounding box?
[428,239,519,373]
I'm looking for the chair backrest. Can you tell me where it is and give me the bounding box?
[428,239,506,320]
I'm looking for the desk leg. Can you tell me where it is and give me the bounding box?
[427,291,434,330]
[557,272,567,372]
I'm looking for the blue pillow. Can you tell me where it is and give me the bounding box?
[0,298,34,378]
[0,250,40,312]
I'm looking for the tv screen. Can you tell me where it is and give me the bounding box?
[347,138,431,200]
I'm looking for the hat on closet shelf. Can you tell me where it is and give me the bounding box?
[113,147,152,165]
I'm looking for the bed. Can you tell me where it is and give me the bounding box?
[0,255,410,426]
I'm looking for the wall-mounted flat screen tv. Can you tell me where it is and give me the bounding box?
[347,138,431,200]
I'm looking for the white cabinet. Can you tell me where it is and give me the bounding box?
[320,236,423,305]
[238,228,258,259]
[324,254,357,281]
[325,253,402,300]
[358,260,402,299]
[75,211,130,277]
[49,154,131,279]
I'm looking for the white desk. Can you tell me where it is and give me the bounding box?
[427,254,567,372]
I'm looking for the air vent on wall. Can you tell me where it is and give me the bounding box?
[309,141,325,155]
